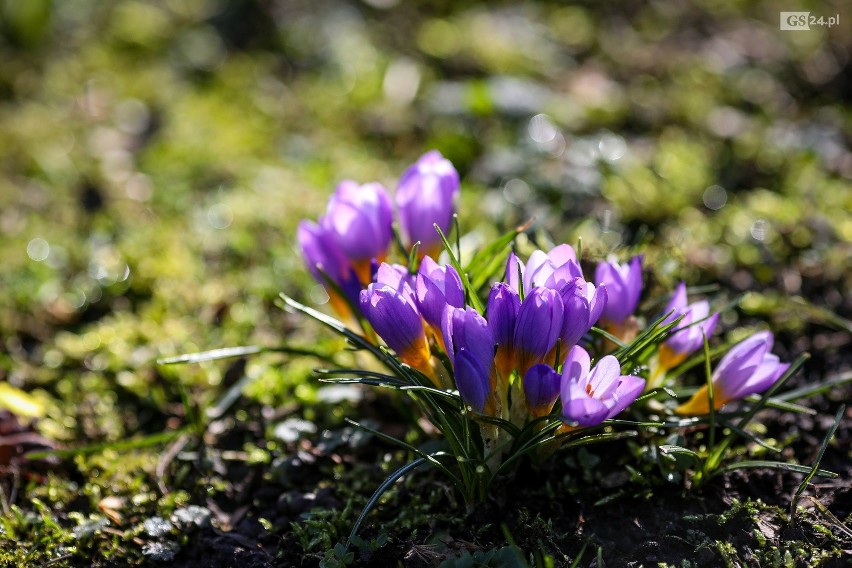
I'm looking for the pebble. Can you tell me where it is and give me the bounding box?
[142,541,180,562]
[171,505,212,529]
[143,516,175,538]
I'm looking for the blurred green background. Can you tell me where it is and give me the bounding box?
[0,0,849,444]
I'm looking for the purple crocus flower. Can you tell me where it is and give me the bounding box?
[322,180,393,275]
[513,287,564,373]
[298,220,347,284]
[558,277,608,349]
[561,346,646,427]
[415,256,465,328]
[441,306,494,411]
[297,220,361,313]
[505,245,584,296]
[522,244,584,293]
[488,283,520,349]
[359,283,431,375]
[676,331,789,415]
[454,348,491,412]
[396,150,460,256]
[523,364,562,417]
[487,283,521,379]
[659,282,720,370]
[595,255,643,325]
[441,306,493,370]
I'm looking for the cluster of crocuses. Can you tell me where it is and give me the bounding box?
[298,150,791,435]
[358,247,641,430]
[297,150,459,317]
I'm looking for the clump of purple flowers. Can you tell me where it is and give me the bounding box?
[296,150,794,471]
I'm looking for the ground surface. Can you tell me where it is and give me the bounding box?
[0,1,850,566]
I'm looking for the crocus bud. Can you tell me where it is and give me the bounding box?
[323,180,393,281]
[523,364,561,417]
[487,283,520,379]
[297,220,361,314]
[595,255,643,325]
[560,346,646,427]
[513,287,564,373]
[488,283,520,349]
[442,307,495,412]
[675,331,789,415]
[559,278,608,349]
[415,256,465,328]
[659,282,720,370]
[360,284,430,372]
[455,348,491,412]
[298,220,346,284]
[396,150,460,256]
[441,306,493,371]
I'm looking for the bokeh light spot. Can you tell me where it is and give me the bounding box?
[702,185,727,210]
[27,238,50,261]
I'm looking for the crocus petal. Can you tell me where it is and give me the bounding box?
[560,347,643,426]
[360,285,425,356]
[670,281,688,311]
[700,312,720,338]
[298,220,361,307]
[604,375,646,419]
[560,291,591,348]
[662,286,720,359]
[595,256,643,324]
[375,263,415,298]
[689,300,710,322]
[594,262,617,291]
[524,246,583,292]
[523,250,550,292]
[415,256,464,327]
[626,256,644,313]
[441,306,493,370]
[561,345,592,390]
[675,331,788,415]
[661,282,688,327]
[523,364,561,415]
[547,244,579,268]
[513,288,563,364]
[713,332,772,392]
[588,284,607,326]
[396,150,460,251]
[664,309,696,354]
[586,355,622,399]
[440,308,455,364]
[562,380,610,427]
[324,181,393,261]
[505,252,524,294]
[487,283,520,348]
[543,262,581,291]
[594,262,626,323]
[454,348,490,412]
[297,220,346,283]
[727,357,789,401]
